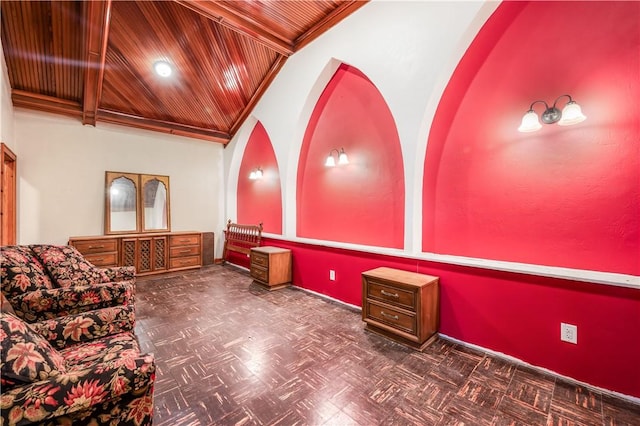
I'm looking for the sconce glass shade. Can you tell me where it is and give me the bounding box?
[338,149,349,165]
[518,110,542,133]
[558,101,587,126]
[325,155,336,167]
[255,168,263,179]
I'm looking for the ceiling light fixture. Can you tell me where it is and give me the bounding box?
[518,94,586,132]
[154,61,173,78]
[325,148,349,167]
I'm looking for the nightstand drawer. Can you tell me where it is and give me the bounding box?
[366,279,416,311]
[170,245,200,258]
[169,255,200,269]
[250,266,268,282]
[366,301,416,336]
[250,252,269,267]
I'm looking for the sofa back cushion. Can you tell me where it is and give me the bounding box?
[0,293,16,316]
[0,246,55,298]
[1,312,66,389]
[30,245,110,288]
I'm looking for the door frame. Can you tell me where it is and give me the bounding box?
[1,142,17,245]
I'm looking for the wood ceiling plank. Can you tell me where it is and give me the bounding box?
[295,1,369,51]
[174,0,294,56]
[82,0,111,125]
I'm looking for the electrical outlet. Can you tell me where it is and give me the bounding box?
[560,323,577,344]
[329,270,336,281]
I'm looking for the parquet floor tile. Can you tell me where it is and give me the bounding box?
[134,265,639,425]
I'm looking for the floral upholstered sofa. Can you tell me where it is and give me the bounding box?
[0,305,155,426]
[0,245,136,323]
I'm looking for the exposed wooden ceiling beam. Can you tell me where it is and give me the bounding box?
[174,0,294,56]
[12,90,82,118]
[98,109,231,144]
[82,0,112,126]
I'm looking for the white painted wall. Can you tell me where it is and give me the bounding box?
[1,42,15,148]
[224,0,499,252]
[15,110,224,247]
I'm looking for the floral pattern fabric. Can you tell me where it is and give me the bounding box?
[30,305,136,350]
[30,245,111,288]
[1,313,66,389]
[8,280,134,323]
[0,246,54,298]
[1,245,137,323]
[1,311,154,426]
[102,265,137,282]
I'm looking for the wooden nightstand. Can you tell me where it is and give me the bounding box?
[362,267,439,350]
[250,246,292,290]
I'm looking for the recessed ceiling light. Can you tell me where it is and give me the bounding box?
[154,61,172,77]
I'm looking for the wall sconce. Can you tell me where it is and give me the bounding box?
[249,167,263,180]
[325,148,349,167]
[518,94,586,132]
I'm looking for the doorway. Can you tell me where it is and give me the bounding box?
[1,142,17,245]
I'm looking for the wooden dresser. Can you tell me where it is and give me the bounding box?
[69,232,203,276]
[249,246,292,290]
[362,267,439,350]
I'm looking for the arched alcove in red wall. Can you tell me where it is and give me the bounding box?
[423,1,639,275]
[238,121,282,235]
[297,64,404,248]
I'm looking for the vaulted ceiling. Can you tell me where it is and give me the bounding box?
[0,0,367,144]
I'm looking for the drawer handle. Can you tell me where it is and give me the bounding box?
[92,257,104,262]
[380,311,399,321]
[179,249,191,254]
[88,245,105,249]
[380,289,399,298]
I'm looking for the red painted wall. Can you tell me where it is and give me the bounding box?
[423,1,640,275]
[237,121,283,235]
[263,237,640,398]
[297,64,404,248]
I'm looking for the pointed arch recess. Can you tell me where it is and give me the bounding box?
[237,121,282,235]
[297,64,404,248]
[422,1,640,275]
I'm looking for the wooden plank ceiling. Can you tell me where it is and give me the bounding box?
[0,0,367,144]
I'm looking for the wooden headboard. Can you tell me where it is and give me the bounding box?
[222,220,263,263]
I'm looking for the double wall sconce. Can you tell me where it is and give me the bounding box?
[518,94,586,132]
[325,148,349,167]
[249,167,263,180]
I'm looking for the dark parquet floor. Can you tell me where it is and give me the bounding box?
[134,265,640,426]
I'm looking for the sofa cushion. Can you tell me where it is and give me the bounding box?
[30,245,110,288]
[0,312,66,389]
[61,331,141,369]
[0,245,55,298]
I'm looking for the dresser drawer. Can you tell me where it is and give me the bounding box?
[85,252,118,267]
[72,239,118,254]
[366,301,416,336]
[366,279,416,311]
[250,251,269,267]
[170,245,200,258]
[169,255,200,269]
[250,266,268,282]
[169,234,200,246]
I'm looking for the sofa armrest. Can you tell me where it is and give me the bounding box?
[8,280,135,323]
[0,353,155,426]
[101,266,136,282]
[29,304,136,349]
